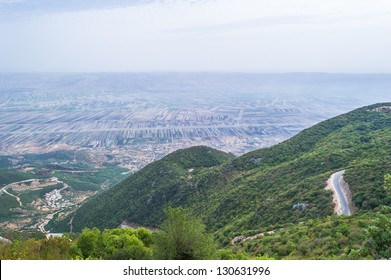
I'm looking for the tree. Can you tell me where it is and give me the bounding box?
[76,227,153,260]
[385,174,391,192]
[109,234,152,260]
[135,227,153,247]
[358,214,391,259]
[77,228,100,259]
[153,207,215,260]
[39,237,74,260]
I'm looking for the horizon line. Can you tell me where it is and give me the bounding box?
[1,71,391,75]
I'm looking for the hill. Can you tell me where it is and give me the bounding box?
[53,146,235,232]
[53,103,391,241]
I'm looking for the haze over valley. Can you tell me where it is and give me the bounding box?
[2,73,390,167]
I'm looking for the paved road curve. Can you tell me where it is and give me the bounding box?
[332,170,352,215]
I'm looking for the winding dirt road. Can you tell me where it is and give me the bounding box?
[2,189,23,206]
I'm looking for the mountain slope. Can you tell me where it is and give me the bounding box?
[54,103,391,239]
[240,212,391,259]
[53,146,234,232]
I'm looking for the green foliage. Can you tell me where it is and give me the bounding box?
[359,214,391,259]
[162,146,235,169]
[385,174,391,192]
[0,194,20,221]
[53,166,127,191]
[215,248,254,260]
[0,231,45,241]
[242,213,390,260]
[135,227,153,247]
[58,146,233,232]
[22,151,73,163]
[2,213,389,260]
[76,227,153,260]
[153,207,215,260]
[0,237,74,260]
[0,227,154,260]
[0,169,35,186]
[77,228,100,258]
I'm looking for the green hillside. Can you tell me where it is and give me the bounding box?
[53,146,235,232]
[53,103,391,243]
[237,212,391,260]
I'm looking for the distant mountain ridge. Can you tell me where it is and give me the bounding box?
[53,103,391,240]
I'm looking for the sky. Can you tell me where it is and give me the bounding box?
[1,0,391,73]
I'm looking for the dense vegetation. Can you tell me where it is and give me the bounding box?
[52,166,128,191]
[2,208,390,260]
[54,103,391,242]
[0,227,154,260]
[0,208,241,260]
[53,146,234,232]
[153,207,215,260]
[0,169,35,186]
[239,212,391,260]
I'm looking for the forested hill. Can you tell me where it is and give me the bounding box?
[53,146,235,232]
[53,103,391,239]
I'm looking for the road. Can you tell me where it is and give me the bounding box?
[3,189,23,206]
[0,179,39,206]
[232,170,354,244]
[0,179,38,195]
[37,210,62,233]
[0,236,11,244]
[329,170,352,215]
[0,177,67,233]
[0,177,63,207]
[231,229,275,245]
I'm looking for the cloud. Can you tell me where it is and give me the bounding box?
[168,15,320,34]
[0,0,391,72]
[0,0,155,20]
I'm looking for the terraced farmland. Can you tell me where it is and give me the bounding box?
[2,72,389,159]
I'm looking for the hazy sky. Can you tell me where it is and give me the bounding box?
[1,0,391,72]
